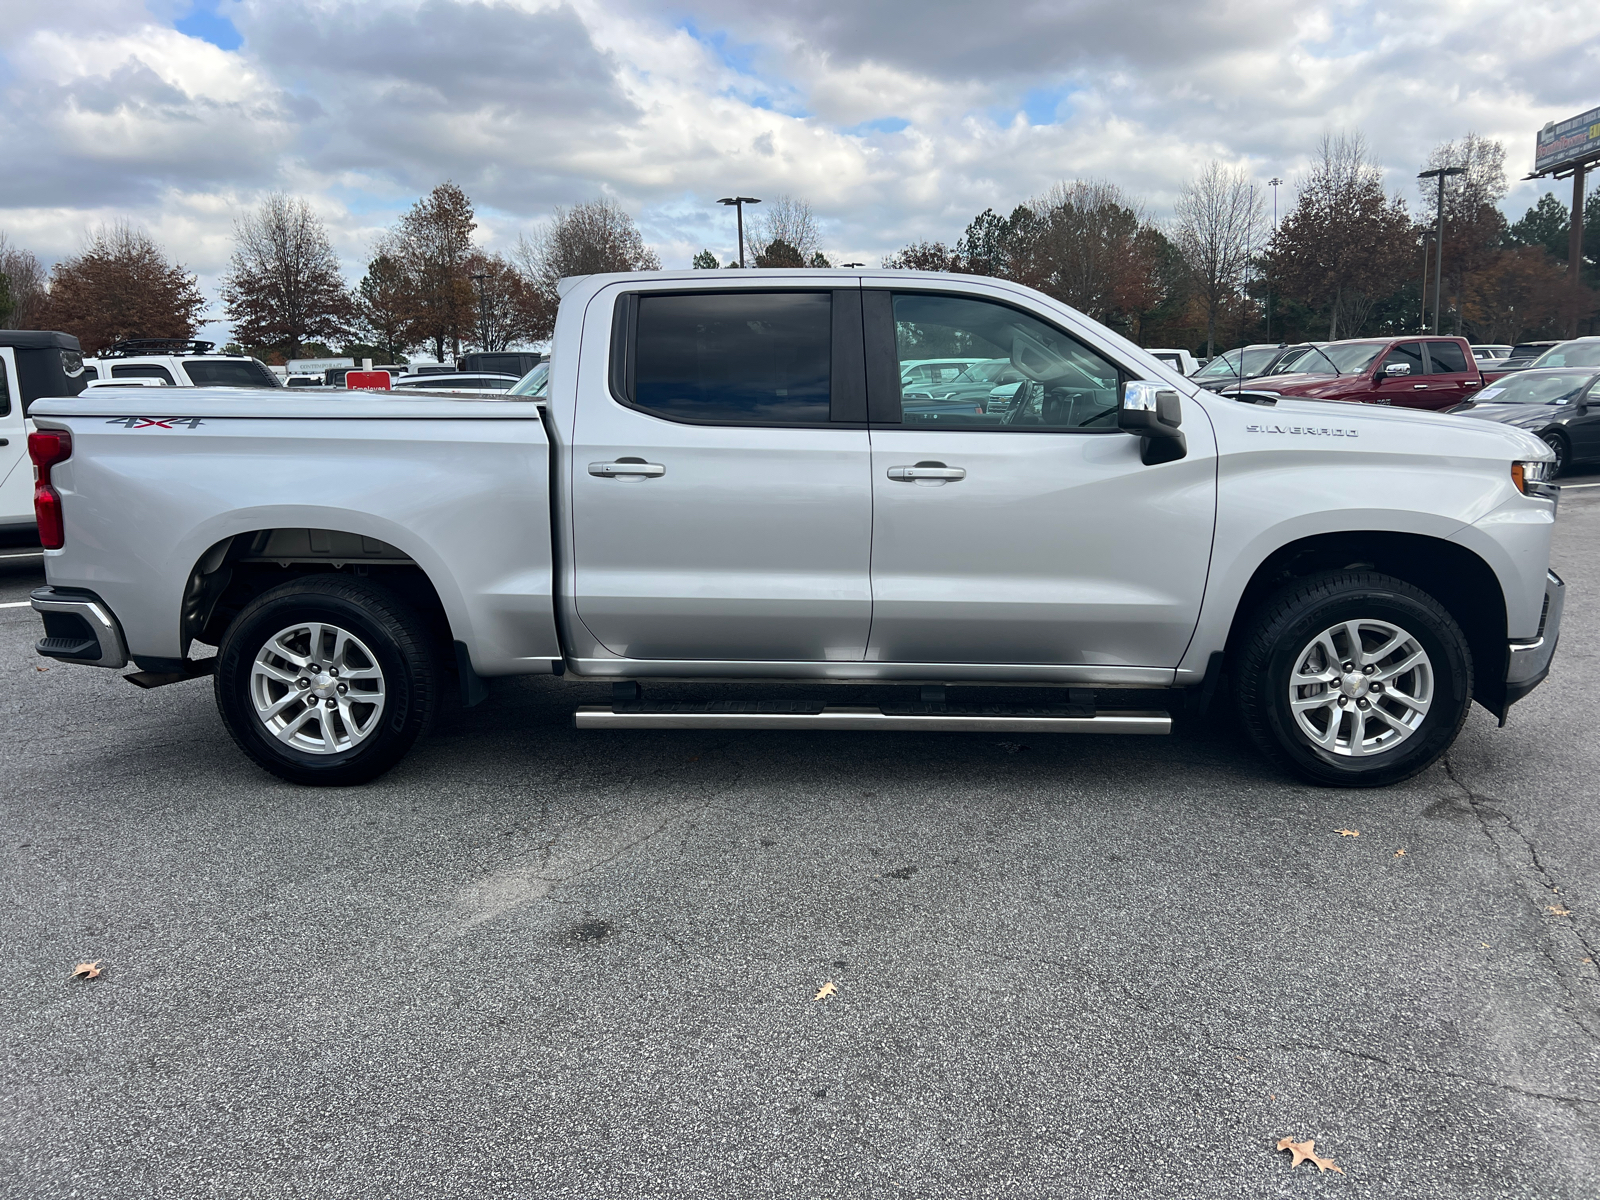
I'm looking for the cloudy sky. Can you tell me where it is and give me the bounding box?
[2,0,1598,341]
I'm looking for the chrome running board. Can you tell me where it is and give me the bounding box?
[574,704,1170,735]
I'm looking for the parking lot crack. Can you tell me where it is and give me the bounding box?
[1442,757,1600,1043]
[1244,1041,1600,1108]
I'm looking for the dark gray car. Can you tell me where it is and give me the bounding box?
[1448,366,1600,475]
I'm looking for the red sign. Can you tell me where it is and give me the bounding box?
[346,371,391,391]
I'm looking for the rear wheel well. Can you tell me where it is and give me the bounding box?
[1224,532,1508,718]
[183,529,453,661]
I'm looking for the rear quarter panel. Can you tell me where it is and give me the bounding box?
[29,398,559,674]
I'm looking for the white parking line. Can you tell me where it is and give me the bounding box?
[0,600,32,608]
[0,550,43,559]
[1561,481,1600,489]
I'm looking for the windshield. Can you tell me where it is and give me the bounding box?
[1318,343,1385,374]
[184,358,280,387]
[1475,371,1598,405]
[1531,341,1600,369]
[509,362,549,397]
[950,359,1010,384]
[1194,347,1279,380]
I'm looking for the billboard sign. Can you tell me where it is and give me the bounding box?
[1535,105,1600,176]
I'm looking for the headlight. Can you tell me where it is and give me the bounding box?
[1512,459,1557,499]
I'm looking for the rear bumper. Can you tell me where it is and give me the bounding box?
[31,586,129,669]
[1505,570,1564,707]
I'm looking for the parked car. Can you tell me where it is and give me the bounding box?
[1190,344,1290,391]
[1219,337,1484,411]
[388,372,521,396]
[508,362,550,399]
[1472,344,1512,361]
[0,330,86,534]
[82,340,280,389]
[1522,336,1600,370]
[1449,367,1600,476]
[458,351,545,377]
[1481,340,1565,384]
[27,269,1561,793]
[899,359,982,390]
[82,378,169,389]
[1145,348,1200,376]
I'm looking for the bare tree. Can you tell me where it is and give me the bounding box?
[514,199,660,338]
[220,194,353,360]
[750,196,821,265]
[1014,180,1159,323]
[1420,133,1510,334]
[0,234,47,329]
[463,251,536,351]
[1270,133,1414,339]
[40,222,205,353]
[354,252,417,362]
[1173,162,1265,356]
[390,182,479,361]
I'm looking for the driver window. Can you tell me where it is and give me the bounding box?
[889,293,1123,430]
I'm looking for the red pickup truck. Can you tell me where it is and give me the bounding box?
[1219,336,1484,411]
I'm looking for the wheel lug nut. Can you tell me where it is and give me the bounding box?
[1371,682,1383,692]
[329,667,339,677]
[1363,665,1376,675]
[1338,696,1348,707]
[308,663,320,672]
[325,698,337,709]
[337,684,348,694]
[1342,661,1354,672]
[1357,698,1370,709]
[297,678,309,688]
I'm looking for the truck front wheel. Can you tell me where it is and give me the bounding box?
[1235,571,1472,787]
[215,576,439,786]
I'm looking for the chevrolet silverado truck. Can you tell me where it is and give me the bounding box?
[26,270,1564,788]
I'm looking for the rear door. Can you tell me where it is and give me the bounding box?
[568,285,874,662]
[861,283,1217,673]
[1422,340,1477,409]
[0,348,30,526]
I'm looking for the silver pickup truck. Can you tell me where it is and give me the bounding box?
[27,269,1564,788]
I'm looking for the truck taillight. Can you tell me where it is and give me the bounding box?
[29,430,72,550]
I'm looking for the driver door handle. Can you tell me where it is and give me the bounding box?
[888,465,966,481]
[1412,383,1429,389]
[589,460,665,478]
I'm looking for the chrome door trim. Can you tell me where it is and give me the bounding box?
[563,655,1175,685]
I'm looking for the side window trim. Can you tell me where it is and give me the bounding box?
[861,287,1131,432]
[606,287,864,429]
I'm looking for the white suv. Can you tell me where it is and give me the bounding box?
[83,340,280,389]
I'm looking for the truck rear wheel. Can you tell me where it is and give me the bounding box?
[215,576,438,786]
[1235,571,1472,787]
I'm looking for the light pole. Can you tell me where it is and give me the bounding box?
[1266,177,1282,342]
[471,271,490,351]
[717,196,761,267]
[1418,166,1466,334]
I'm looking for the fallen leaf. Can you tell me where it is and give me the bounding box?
[1481,942,1491,949]
[1583,958,1593,965]
[1546,905,1572,917]
[70,960,103,980]
[36,666,49,672]
[1394,848,1406,857]
[1277,1137,1344,1174]
[1336,828,1360,837]
[813,981,837,1002]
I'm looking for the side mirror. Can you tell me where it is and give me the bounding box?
[1119,381,1187,465]
[1379,362,1411,379]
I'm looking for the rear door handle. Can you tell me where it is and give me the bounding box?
[888,465,966,481]
[1412,383,1429,389]
[589,460,665,478]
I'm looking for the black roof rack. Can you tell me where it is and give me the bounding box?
[103,338,216,358]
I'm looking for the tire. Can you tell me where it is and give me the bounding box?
[215,576,439,786]
[1541,431,1568,477]
[1235,571,1472,788]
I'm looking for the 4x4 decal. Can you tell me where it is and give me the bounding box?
[104,417,206,429]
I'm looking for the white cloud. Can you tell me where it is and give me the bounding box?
[0,0,1596,330]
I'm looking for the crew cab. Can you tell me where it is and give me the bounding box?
[1220,337,1485,410]
[26,270,1564,790]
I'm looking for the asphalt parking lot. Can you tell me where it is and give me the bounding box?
[3,481,1599,1200]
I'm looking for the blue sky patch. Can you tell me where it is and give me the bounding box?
[175,1,242,51]
[850,117,911,136]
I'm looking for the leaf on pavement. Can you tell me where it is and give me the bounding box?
[813,981,837,1002]
[1546,904,1572,916]
[1394,848,1406,857]
[70,960,103,980]
[1277,1136,1344,1174]
[1335,829,1360,837]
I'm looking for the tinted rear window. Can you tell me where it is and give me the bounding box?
[184,359,278,387]
[631,292,831,424]
[1427,341,1469,373]
[112,364,175,383]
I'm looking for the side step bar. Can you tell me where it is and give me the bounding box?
[575,704,1170,735]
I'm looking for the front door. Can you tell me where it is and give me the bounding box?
[569,286,873,662]
[1372,341,1433,408]
[862,286,1217,670]
[0,349,31,527]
